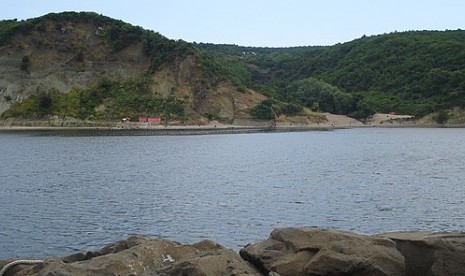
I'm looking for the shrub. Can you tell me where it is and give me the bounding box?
[436,110,450,124]
[21,55,30,71]
[250,99,276,120]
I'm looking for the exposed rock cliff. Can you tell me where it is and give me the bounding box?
[0,12,266,124]
[0,17,149,115]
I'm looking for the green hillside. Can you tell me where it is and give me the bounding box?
[198,30,465,118]
[1,12,465,123]
[0,12,218,123]
[0,11,193,69]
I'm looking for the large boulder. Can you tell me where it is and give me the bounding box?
[378,232,465,276]
[0,235,260,276]
[240,227,405,276]
[4,228,465,275]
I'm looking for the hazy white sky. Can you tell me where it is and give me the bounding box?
[1,0,463,47]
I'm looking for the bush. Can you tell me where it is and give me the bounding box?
[21,55,30,71]
[249,99,276,120]
[277,102,303,116]
[436,110,450,124]
[288,78,357,115]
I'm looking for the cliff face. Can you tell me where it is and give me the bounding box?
[0,13,265,123]
[0,19,151,115]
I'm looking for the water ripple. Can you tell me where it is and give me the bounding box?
[1,128,465,259]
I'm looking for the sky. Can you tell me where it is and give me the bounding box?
[0,0,464,47]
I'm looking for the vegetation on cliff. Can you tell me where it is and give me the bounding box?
[0,12,200,121]
[0,12,194,70]
[2,76,186,121]
[1,12,465,122]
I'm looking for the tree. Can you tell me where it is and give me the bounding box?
[250,99,275,120]
[350,100,376,123]
[290,78,356,115]
[436,110,449,124]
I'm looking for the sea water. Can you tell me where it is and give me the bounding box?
[1,128,464,259]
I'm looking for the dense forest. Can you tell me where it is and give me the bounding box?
[197,30,465,118]
[2,12,465,122]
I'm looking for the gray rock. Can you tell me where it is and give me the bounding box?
[1,236,260,276]
[4,228,465,275]
[240,227,405,276]
[378,231,465,276]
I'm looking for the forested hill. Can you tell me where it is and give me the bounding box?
[1,11,464,124]
[0,12,268,124]
[198,30,465,118]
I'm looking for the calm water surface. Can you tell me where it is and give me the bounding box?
[1,128,465,259]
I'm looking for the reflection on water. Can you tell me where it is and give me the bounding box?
[1,128,465,259]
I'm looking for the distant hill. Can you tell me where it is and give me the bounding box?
[0,12,266,124]
[198,30,465,118]
[1,12,465,125]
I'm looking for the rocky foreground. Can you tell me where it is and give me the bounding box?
[1,227,465,276]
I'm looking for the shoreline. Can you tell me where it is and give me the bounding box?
[1,113,464,134]
[0,126,336,137]
[0,123,463,133]
[0,123,340,134]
